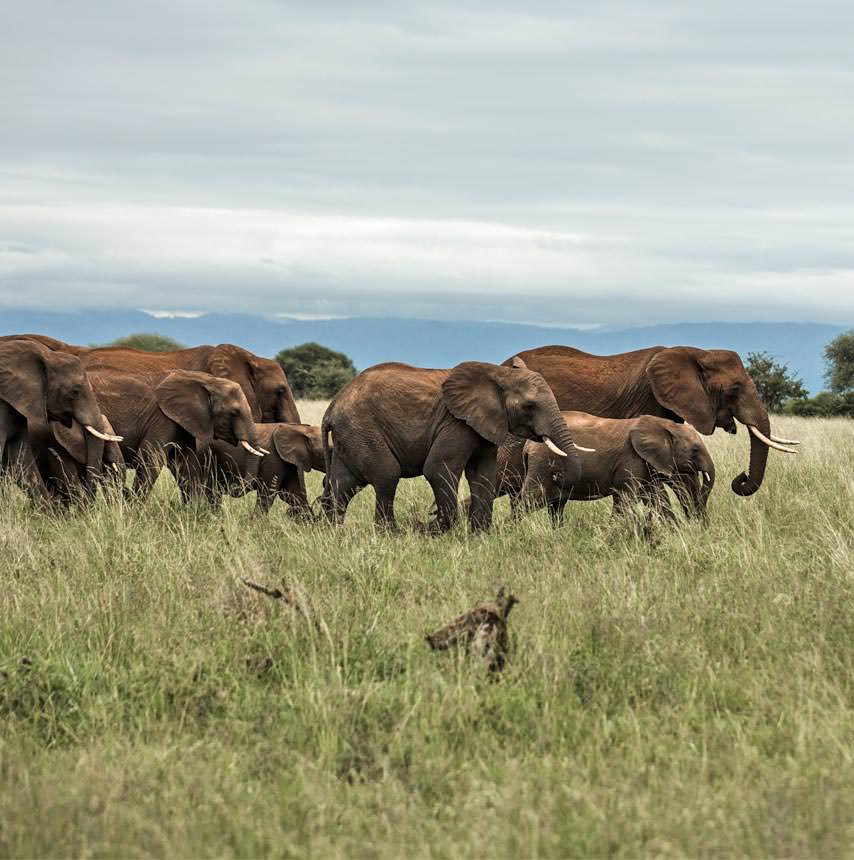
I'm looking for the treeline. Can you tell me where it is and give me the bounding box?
[747,330,854,416]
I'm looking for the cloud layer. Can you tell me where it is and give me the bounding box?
[1,0,853,325]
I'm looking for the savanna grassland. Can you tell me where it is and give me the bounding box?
[2,405,853,858]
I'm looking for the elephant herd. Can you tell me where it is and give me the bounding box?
[0,334,800,532]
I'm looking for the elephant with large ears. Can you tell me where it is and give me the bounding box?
[0,340,121,497]
[320,358,582,532]
[500,345,799,499]
[0,335,300,425]
[87,368,264,501]
[520,412,715,526]
[210,423,326,516]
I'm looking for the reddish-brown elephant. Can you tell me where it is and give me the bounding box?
[499,345,799,499]
[0,334,299,425]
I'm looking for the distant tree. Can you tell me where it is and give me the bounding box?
[108,333,185,352]
[275,342,357,398]
[824,330,854,394]
[784,390,854,418]
[745,351,808,412]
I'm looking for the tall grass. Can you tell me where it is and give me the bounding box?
[1,412,853,857]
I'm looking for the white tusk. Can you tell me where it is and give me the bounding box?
[748,425,798,454]
[543,437,567,457]
[573,444,596,453]
[240,440,266,456]
[769,434,801,445]
[85,425,123,442]
[257,447,271,455]
[702,471,711,482]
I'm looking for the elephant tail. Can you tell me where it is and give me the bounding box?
[321,412,333,475]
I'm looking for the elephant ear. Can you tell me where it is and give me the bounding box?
[630,418,676,477]
[155,372,214,450]
[207,344,260,420]
[441,362,508,446]
[272,426,312,472]
[646,348,716,434]
[51,420,87,464]
[0,342,48,424]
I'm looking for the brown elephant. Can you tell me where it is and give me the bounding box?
[0,340,121,497]
[519,412,715,526]
[88,368,264,501]
[320,358,582,532]
[0,334,299,425]
[210,423,325,516]
[29,415,125,504]
[500,345,798,499]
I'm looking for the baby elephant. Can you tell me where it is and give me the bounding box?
[210,423,325,516]
[520,412,715,526]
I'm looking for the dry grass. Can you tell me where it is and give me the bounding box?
[1,412,853,858]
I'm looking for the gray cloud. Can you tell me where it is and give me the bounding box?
[1,0,853,325]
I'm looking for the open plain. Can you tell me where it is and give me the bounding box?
[1,406,853,858]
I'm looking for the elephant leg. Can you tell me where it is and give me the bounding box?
[644,484,677,525]
[424,455,466,534]
[7,435,49,502]
[373,476,400,529]
[321,459,363,525]
[547,497,567,527]
[255,487,275,515]
[465,446,497,533]
[131,444,165,502]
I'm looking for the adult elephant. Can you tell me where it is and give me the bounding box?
[0,335,300,425]
[321,358,581,532]
[0,340,121,497]
[88,369,264,501]
[500,345,798,498]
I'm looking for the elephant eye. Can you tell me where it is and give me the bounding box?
[71,385,81,398]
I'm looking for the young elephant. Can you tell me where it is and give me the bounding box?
[29,416,125,504]
[209,423,325,516]
[321,359,581,532]
[89,369,264,501]
[520,412,715,525]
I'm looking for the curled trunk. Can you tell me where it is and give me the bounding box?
[731,404,770,497]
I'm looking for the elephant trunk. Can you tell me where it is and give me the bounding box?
[732,396,771,497]
[536,406,582,485]
[75,393,109,491]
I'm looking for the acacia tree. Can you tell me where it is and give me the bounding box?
[275,342,356,398]
[824,330,854,394]
[108,333,185,352]
[745,351,807,412]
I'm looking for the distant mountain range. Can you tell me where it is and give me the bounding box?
[0,309,845,395]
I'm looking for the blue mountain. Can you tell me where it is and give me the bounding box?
[0,309,843,395]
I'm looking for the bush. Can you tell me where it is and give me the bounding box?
[275,342,357,398]
[108,333,185,352]
[745,351,808,412]
[783,391,854,418]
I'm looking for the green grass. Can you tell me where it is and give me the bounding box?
[2,408,853,858]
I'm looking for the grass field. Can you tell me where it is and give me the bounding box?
[2,405,853,858]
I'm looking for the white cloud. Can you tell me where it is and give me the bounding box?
[1,1,853,325]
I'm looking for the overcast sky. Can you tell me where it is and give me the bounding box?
[1,0,853,327]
